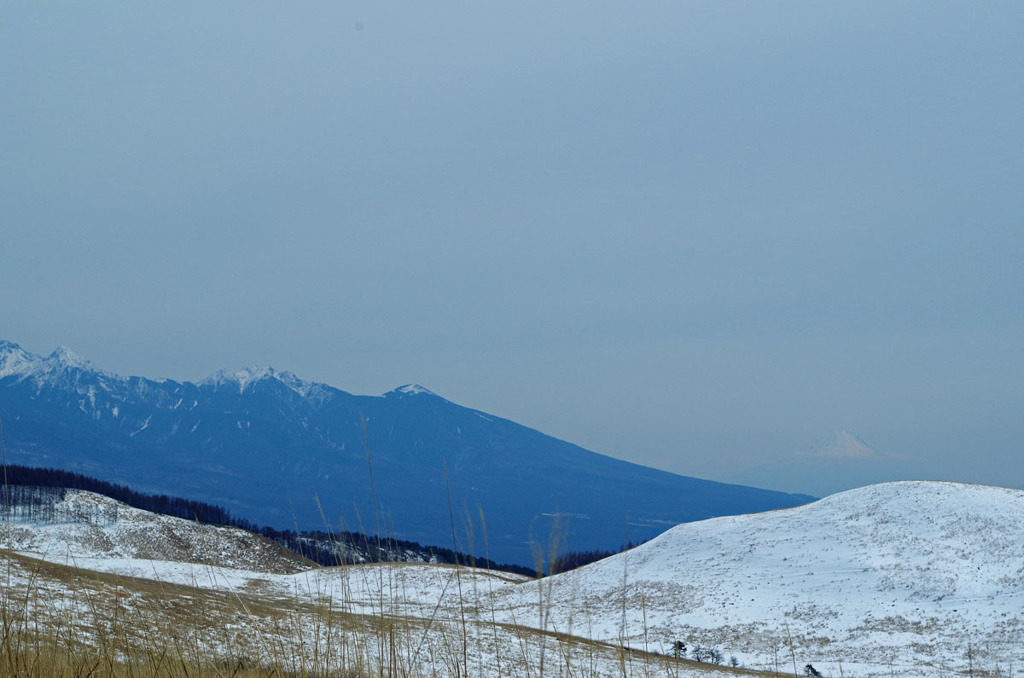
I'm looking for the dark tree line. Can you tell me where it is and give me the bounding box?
[1,484,68,522]
[550,541,642,573]
[250,526,533,576]
[1,465,237,526]
[2,484,122,526]
[0,464,534,576]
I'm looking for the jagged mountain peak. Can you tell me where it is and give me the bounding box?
[0,340,116,382]
[385,384,438,398]
[0,339,339,403]
[200,365,323,399]
[0,340,38,379]
[0,339,26,354]
[46,345,96,371]
[202,366,283,391]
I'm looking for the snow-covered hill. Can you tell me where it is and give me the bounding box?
[497,480,1024,676]
[1,489,311,574]
[5,480,1021,677]
[0,490,736,678]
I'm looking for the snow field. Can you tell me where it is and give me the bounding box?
[5,480,1024,677]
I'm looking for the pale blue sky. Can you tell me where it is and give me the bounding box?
[2,2,1022,488]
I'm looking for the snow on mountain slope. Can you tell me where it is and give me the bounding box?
[199,365,326,398]
[496,481,1024,677]
[388,383,440,397]
[1,490,311,574]
[0,341,112,384]
[0,339,814,566]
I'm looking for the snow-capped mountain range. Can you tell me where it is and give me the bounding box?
[0,339,812,566]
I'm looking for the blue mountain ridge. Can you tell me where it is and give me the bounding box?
[0,340,814,565]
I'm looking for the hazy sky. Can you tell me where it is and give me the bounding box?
[3,2,1022,488]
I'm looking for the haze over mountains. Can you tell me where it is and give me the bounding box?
[727,429,923,497]
[0,339,812,565]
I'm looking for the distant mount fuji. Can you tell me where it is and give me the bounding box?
[0,339,814,565]
[726,429,921,497]
[800,429,884,459]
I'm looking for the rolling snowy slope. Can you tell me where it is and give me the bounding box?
[6,480,1022,677]
[1,489,311,574]
[497,481,1024,676]
[1,490,738,678]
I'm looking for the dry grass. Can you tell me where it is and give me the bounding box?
[1,549,365,677]
[0,546,776,678]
